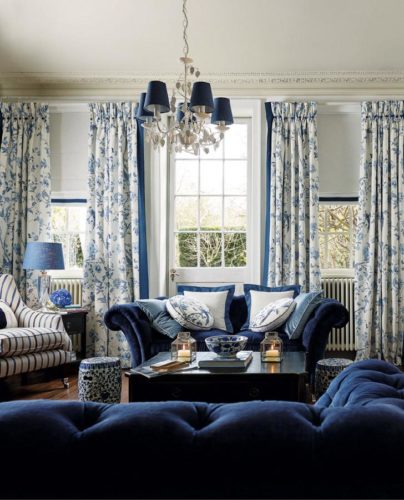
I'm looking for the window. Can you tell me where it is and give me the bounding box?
[318,204,358,269]
[173,123,248,269]
[51,204,86,273]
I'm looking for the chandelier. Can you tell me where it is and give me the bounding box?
[135,0,233,155]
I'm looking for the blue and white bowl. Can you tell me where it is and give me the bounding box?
[205,335,248,358]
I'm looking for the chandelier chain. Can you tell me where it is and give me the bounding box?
[182,0,189,59]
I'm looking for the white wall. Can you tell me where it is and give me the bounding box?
[50,111,89,197]
[317,106,361,197]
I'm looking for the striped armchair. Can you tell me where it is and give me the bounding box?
[0,274,73,382]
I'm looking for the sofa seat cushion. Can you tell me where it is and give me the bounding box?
[0,327,72,357]
[150,328,304,357]
[0,349,73,378]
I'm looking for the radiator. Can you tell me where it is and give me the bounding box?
[51,278,83,306]
[321,276,355,351]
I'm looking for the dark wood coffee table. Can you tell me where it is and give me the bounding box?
[126,351,308,403]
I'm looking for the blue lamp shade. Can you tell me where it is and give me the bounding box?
[211,97,234,125]
[22,242,65,270]
[144,81,170,113]
[190,82,214,113]
[136,92,154,121]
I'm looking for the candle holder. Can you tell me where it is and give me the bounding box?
[260,332,283,363]
[171,332,196,363]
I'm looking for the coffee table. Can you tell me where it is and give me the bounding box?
[126,351,308,403]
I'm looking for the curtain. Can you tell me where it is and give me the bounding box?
[0,103,51,306]
[265,101,321,292]
[83,102,148,366]
[355,101,404,364]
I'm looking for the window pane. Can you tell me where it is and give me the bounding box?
[224,124,247,159]
[224,233,246,267]
[200,160,222,195]
[327,233,350,268]
[200,232,222,267]
[69,234,84,269]
[224,161,247,195]
[318,205,326,231]
[176,233,198,267]
[327,205,350,233]
[200,196,222,229]
[175,196,198,230]
[319,234,327,268]
[175,160,198,195]
[68,207,86,232]
[51,206,67,232]
[224,196,247,230]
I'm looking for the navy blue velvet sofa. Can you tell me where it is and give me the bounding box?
[0,360,403,499]
[104,295,349,381]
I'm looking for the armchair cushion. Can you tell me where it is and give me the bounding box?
[0,327,72,357]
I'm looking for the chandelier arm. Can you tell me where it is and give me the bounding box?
[182,0,189,59]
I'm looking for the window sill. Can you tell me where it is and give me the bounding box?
[51,269,84,279]
[321,269,354,278]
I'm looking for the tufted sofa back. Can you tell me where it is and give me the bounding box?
[0,360,402,499]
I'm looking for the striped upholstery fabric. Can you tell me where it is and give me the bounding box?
[0,327,72,357]
[0,349,73,378]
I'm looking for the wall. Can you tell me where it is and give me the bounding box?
[50,110,89,198]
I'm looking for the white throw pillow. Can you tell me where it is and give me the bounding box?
[183,290,229,331]
[0,300,18,328]
[166,295,214,331]
[248,290,294,326]
[250,298,296,333]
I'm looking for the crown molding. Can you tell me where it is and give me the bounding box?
[2,71,404,98]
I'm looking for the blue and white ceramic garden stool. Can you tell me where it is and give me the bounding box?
[78,357,121,403]
[315,358,353,399]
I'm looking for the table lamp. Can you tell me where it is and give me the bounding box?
[22,242,65,310]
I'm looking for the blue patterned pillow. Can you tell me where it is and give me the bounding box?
[136,299,182,339]
[250,298,296,333]
[166,295,214,331]
[242,284,301,330]
[284,291,323,339]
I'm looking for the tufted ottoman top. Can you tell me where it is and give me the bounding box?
[316,359,404,409]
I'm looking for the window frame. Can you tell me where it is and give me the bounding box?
[50,199,87,278]
[319,200,358,277]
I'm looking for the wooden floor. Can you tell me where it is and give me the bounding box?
[1,369,129,403]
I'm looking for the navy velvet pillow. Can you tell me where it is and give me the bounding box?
[242,283,301,330]
[0,309,6,329]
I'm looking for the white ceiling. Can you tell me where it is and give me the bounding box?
[1,0,404,75]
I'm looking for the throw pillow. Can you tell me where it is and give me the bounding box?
[136,299,182,339]
[0,300,18,329]
[284,291,323,340]
[166,295,214,331]
[178,285,235,332]
[250,298,296,333]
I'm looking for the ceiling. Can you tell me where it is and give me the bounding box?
[1,0,404,96]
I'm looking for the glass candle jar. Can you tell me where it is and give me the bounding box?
[260,332,283,362]
[171,332,197,363]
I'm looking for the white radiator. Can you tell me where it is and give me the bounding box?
[51,278,83,306]
[321,276,355,351]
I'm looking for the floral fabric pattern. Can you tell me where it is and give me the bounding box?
[0,103,51,307]
[82,103,141,367]
[166,295,214,331]
[355,101,404,365]
[267,102,321,292]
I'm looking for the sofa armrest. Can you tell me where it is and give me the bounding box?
[301,298,349,382]
[104,303,154,367]
[18,306,66,332]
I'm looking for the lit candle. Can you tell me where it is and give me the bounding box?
[177,349,191,361]
[265,349,280,361]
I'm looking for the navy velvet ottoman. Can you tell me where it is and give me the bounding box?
[0,360,402,499]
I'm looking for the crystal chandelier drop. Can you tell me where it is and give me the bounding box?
[136,0,233,155]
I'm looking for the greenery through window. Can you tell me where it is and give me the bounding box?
[51,205,86,271]
[174,123,248,268]
[318,204,358,269]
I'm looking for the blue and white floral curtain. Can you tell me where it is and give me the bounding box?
[0,103,51,306]
[264,102,321,292]
[355,101,404,364]
[83,102,148,366]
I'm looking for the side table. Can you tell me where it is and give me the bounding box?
[61,309,88,361]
